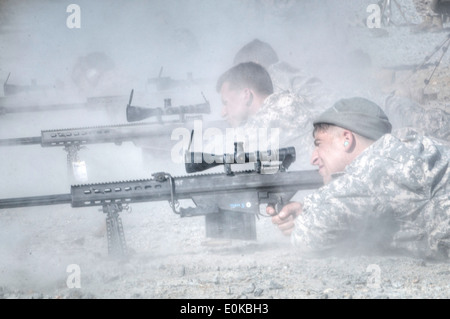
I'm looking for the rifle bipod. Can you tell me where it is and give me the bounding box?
[394,33,450,91]
[103,203,128,259]
[379,0,411,26]
[423,33,450,87]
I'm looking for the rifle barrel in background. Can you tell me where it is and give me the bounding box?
[0,95,128,115]
[125,89,211,122]
[147,67,211,91]
[0,136,42,146]
[0,121,192,148]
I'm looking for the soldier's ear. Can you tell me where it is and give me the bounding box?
[342,130,355,152]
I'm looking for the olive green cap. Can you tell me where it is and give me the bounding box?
[313,97,392,140]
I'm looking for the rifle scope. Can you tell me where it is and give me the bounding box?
[185,146,296,174]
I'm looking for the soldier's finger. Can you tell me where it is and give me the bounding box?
[277,220,295,232]
[266,204,277,216]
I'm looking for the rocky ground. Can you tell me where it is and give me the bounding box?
[1,201,450,300]
[0,0,449,302]
[1,200,450,300]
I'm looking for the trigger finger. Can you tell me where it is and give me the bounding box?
[266,204,276,216]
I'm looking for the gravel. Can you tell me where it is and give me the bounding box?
[0,201,449,300]
[0,0,449,300]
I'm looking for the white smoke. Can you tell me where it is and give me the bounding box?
[0,0,441,297]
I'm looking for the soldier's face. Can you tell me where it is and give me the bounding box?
[220,82,249,127]
[310,129,349,184]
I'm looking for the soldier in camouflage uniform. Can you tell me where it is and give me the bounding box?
[216,61,316,168]
[384,95,450,141]
[412,0,450,32]
[232,39,336,114]
[268,97,450,259]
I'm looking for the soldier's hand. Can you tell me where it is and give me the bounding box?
[266,202,302,236]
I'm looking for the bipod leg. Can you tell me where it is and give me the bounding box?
[416,34,450,71]
[103,203,128,259]
[424,36,450,87]
[393,33,450,89]
[380,0,392,26]
[380,0,411,26]
[391,0,410,25]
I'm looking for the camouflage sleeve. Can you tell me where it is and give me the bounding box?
[413,0,438,17]
[267,62,336,113]
[245,92,312,132]
[384,95,450,140]
[292,173,386,255]
[242,92,314,153]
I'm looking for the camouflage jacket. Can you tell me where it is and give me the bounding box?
[268,61,337,114]
[292,128,450,259]
[384,95,449,141]
[413,0,441,17]
[241,91,316,169]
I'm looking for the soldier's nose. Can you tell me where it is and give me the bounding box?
[221,105,228,118]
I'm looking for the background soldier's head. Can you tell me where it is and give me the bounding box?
[216,62,274,127]
[233,39,279,69]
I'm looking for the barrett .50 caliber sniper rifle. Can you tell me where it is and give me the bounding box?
[0,90,211,180]
[147,67,210,92]
[0,145,323,259]
[125,89,210,123]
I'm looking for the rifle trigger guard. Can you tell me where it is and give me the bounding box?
[168,174,180,214]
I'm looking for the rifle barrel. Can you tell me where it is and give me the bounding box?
[0,121,192,148]
[0,193,72,209]
[0,102,87,114]
[0,136,42,146]
[0,95,128,114]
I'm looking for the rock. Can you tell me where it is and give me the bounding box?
[269,280,284,290]
[254,288,264,297]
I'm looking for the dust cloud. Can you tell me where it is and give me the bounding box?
[0,0,440,298]
[0,0,384,102]
[0,0,386,191]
